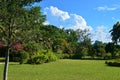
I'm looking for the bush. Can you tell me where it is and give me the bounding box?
[27,51,45,64]
[72,53,83,59]
[19,51,29,64]
[44,50,58,62]
[28,50,58,64]
[105,59,120,67]
[9,50,20,62]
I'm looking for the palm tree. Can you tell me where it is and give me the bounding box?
[110,21,120,44]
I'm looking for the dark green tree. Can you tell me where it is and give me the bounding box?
[110,21,120,44]
[39,25,66,52]
[65,29,78,54]
[0,0,45,80]
[93,41,106,57]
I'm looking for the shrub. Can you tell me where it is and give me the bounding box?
[28,50,58,64]
[9,50,20,62]
[44,50,58,62]
[56,53,71,59]
[27,51,46,64]
[105,59,120,67]
[72,53,83,59]
[19,51,29,64]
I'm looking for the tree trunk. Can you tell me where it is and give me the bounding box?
[3,47,10,80]
[3,23,11,80]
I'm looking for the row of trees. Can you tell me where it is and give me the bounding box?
[1,22,120,60]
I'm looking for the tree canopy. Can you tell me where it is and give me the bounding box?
[0,0,44,80]
[110,21,120,44]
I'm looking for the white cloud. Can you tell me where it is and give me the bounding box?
[45,6,92,30]
[44,6,92,31]
[49,6,70,21]
[70,14,92,30]
[97,6,117,11]
[91,26,112,43]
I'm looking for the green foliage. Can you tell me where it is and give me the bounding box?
[93,41,106,57]
[28,50,57,64]
[104,53,112,60]
[105,59,120,67]
[44,50,57,62]
[110,21,120,44]
[23,42,42,58]
[39,25,66,51]
[105,43,120,58]
[72,53,83,59]
[0,0,45,79]
[88,45,97,58]
[19,51,29,64]
[28,52,45,64]
[9,50,20,62]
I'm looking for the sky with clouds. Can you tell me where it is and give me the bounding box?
[34,0,120,43]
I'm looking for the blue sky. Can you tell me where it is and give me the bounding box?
[34,0,120,43]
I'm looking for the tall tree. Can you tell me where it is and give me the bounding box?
[75,29,91,58]
[110,21,120,44]
[0,0,45,80]
[65,29,78,54]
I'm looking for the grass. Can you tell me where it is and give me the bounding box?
[0,59,120,80]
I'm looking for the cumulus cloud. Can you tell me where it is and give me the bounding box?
[69,14,92,30]
[97,6,117,11]
[46,6,70,21]
[44,6,92,31]
[91,26,112,43]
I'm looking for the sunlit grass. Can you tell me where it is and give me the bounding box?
[0,59,120,80]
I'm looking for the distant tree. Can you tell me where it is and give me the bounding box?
[76,29,91,54]
[40,25,66,52]
[105,42,115,57]
[65,29,78,54]
[88,45,97,58]
[110,21,120,44]
[0,0,45,80]
[93,41,106,57]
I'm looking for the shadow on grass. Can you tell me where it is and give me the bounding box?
[72,57,111,60]
[105,61,120,67]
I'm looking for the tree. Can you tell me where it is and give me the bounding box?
[105,42,115,58]
[93,41,106,57]
[105,42,120,58]
[0,0,45,80]
[75,29,91,58]
[65,29,78,54]
[39,25,66,52]
[110,21,120,44]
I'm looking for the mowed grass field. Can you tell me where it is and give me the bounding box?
[0,59,120,80]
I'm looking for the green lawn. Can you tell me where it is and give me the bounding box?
[0,59,120,80]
